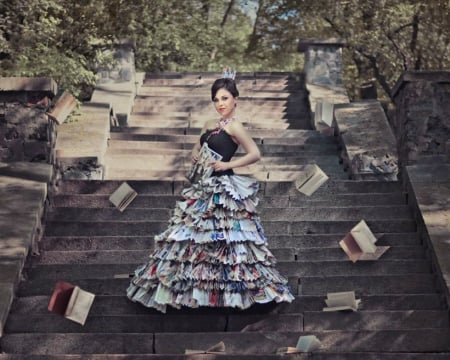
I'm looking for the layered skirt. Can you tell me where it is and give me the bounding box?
[127,174,294,313]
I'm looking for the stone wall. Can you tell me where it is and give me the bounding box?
[298,38,346,86]
[0,78,58,163]
[391,71,450,166]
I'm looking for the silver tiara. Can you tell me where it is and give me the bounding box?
[223,67,236,80]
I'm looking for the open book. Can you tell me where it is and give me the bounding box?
[323,291,361,312]
[315,101,334,127]
[109,182,137,212]
[295,164,329,196]
[48,281,95,325]
[339,219,390,262]
[276,335,322,354]
[185,341,225,355]
[187,142,222,184]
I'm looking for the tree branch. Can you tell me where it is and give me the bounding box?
[356,48,393,100]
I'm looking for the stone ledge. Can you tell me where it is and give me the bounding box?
[54,102,111,181]
[0,162,53,184]
[404,163,450,306]
[0,77,57,95]
[0,284,14,338]
[334,101,399,180]
[0,175,49,338]
[392,70,450,99]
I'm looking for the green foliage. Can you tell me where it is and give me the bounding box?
[0,0,447,98]
[294,0,450,100]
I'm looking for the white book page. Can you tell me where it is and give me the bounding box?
[351,220,377,253]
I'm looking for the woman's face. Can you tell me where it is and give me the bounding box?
[213,88,237,119]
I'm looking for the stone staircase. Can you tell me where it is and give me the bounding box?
[0,73,449,359]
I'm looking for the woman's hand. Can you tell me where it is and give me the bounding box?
[210,160,230,172]
[192,153,199,164]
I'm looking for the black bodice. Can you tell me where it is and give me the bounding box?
[200,128,238,176]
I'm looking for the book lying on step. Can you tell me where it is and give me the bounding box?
[323,291,361,312]
[185,341,226,355]
[339,219,390,262]
[294,164,329,196]
[109,182,138,212]
[276,335,322,354]
[187,142,222,184]
[48,280,95,326]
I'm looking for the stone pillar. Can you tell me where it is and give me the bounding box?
[298,38,346,86]
[391,71,450,165]
[0,77,57,162]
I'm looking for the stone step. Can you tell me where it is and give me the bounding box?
[109,134,336,147]
[102,167,348,182]
[39,232,421,252]
[1,354,449,360]
[127,116,297,130]
[26,259,430,279]
[53,179,404,197]
[133,96,297,106]
[45,205,413,222]
[2,329,449,354]
[110,126,333,140]
[10,294,445,315]
[17,274,437,297]
[105,145,340,160]
[102,165,347,182]
[138,88,294,100]
[107,140,339,155]
[4,310,447,334]
[105,146,339,158]
[42,219,417,237]
[103,152,341,164]
[49,192,407,209]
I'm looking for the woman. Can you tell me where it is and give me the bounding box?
[127,73,294,313]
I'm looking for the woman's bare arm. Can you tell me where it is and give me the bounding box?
[212,120,260,172]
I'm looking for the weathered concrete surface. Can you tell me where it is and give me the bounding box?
[0,77,57,94]
[54,102,111,180]
[391,71,450,166]
[0,174,49,337]
[0,162,53,183]
[405,163,450,303]
[334,101,399,180]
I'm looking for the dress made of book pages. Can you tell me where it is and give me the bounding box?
[127,125,294,312]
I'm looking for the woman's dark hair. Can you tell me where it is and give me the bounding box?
[211,78,239,100]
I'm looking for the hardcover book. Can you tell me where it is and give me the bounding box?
[185,341,226,355]
[323,291,361,312]
[339,219,390,262]
[109,182,138,212]
[277,335,322,354]
[48,281,95,326]
[295,164,329,196]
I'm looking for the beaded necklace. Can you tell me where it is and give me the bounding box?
[206,117,235,142]
[218,117,235,128]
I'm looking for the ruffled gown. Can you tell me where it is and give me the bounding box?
[127,125,294,313]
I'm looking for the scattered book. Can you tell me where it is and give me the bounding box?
[276,335,322,354]
[315,101,334,127]
[339,219,390,262]
[185,341,226,355]
[296,335,322,352]
[323,291,361,312]
[109,182,137,212]
[294,164,329,196]
[187,142,223,184]
[48,280,95,326]
[46,91,78,124]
